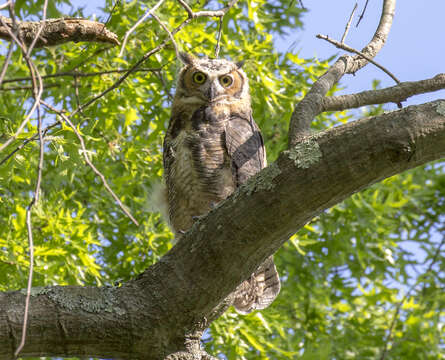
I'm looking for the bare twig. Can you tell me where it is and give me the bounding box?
[118,0,166,57]
[41,101,139,226]
[153,69,173,101]
[2,67,161,84]
[288,0,396,146]
[26,0,48,55]
[0,121,58,166]
[317,34,400,84]
[177,0,240,18]
[16,104,45,358]
[0,16,44,153]
[0,1,11,10]
[341,3,357,43]
[151,12,179,59]
[321,74,445,112]
[0,41,14,87]
[357,0,370,27]
[13,2,45,352]
[214,16,223,58]
[0,83,60,91]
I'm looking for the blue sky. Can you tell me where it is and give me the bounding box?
[291,0,445,108]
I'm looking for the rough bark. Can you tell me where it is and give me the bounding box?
[0,16,119,47]
[1,99,444,359]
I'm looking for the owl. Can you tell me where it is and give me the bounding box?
[162,52,280,314]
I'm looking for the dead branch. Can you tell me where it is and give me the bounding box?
[321,74,445,112]
[0,16,119,47]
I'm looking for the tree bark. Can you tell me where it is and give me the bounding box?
[1,99,444,359]
[0,16,119,47]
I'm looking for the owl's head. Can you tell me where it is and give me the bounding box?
[174,52,250,105]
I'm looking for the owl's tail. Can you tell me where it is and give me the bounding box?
[232,256,280,314]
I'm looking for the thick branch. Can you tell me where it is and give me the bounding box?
[322,73,445,111]
[0,16,119,47]
[288,0,396,146]
[1,99,444,359]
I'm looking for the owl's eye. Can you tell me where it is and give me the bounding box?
[219,75,233,87]
[193,72,207,84]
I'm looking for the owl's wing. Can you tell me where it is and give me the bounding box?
[224,114,266,186]
[224,115,281,314]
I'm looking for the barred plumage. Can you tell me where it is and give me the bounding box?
[163,52,280,314]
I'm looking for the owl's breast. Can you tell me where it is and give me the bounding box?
[165,105,235,234]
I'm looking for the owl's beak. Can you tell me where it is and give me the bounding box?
[207,83,218,101]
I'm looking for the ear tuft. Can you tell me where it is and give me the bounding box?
[179,52,195,66]
[235,60,245,69]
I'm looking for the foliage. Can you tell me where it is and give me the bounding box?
[0,1,443,359]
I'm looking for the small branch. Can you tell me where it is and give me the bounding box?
[26,0,48,55]
[151,13,179,59]
[177,0,240,19]
[214,16,223,58]
[0,16,120,47]
[317,34,400,84]
[321,74,445,112]
[0,1,11,10]
[41,101,139,226]
[2,68,161,84]
[356,0,370,27]
[0,41,13,87]
[341,2,357,43]
[0,83,60,91]
[0,121,58,166]
[118,0,166,57]
[0,16,43,153]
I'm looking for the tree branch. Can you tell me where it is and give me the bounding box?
[321,73,445,112]
[0,16,119,47]
[1,99,444,359]
[288,0,396,146]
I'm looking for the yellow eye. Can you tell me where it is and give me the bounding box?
[193,72,207,84]
[219,75,233,87]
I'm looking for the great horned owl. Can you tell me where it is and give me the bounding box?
[162,52,280,314]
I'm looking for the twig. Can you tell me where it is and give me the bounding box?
[177,0,240,18]
[40,100,139,226]
[0,41,13,87]
[118,0,166,57]
[0,83,60,91]
[0,16,44,153]
[15,204,35,358]
[321,74,445,112]
[379,237,445,360]
[0,1,11,10]
[317,34,400,84]
[356,0,370,27]
[341,3,357,43]
[13,1,45,353]
[26,0,48,55]
[0,121,58,166]
[153,69,173,101]
[214,16,223,58]
[151,12,179,59]
[2,67,161,84]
